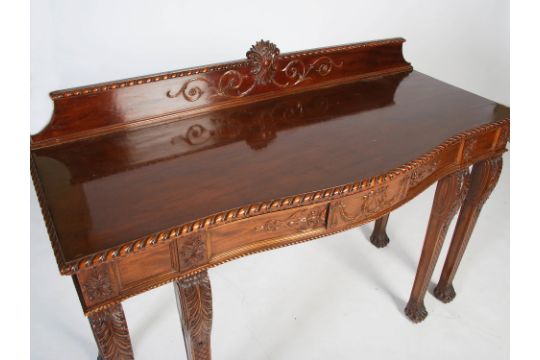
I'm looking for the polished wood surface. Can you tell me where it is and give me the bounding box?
[31,38,509,359]
[32,38,410,147]
[404,169,469,322]
[434,156,503,303]
[88,303,134,360]
[175,271,213,360]
[31,69,508,274]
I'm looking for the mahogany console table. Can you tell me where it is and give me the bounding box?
[31,38,509,359]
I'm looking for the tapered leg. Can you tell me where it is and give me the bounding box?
[434,156,503,303]
[370,213,390,248]
[174,271,213,360]
[404,169,470,323]
[88,303,134,360]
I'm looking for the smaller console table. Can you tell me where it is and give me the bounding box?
[31,38,509,359]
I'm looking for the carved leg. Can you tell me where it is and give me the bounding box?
[370,213,390,248]
[88,303,134,360]
[174,271,213,360]
[404,169,469,323]
[434,156,503,303]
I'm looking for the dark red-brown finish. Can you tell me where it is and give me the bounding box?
[31,38,509,359]
[32,38,410,147]
[404,169,470,323]
[370,214,390,248]
[31,69,508,271]
[434,156,503,303]
[175,271,213,360]
[88,303,134,360]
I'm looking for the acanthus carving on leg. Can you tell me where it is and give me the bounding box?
[404,168,470,323]
[175,271,213,360]
[434,156,503,303]
[88,303,134,360]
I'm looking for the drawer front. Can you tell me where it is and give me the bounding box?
[209,204,329,260]
[328,176,409,229]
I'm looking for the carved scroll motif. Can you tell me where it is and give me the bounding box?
[166,78,215,101]
[178,234,208,271]
[82,267,114,303]
[254,206,327,233]
[88,304,134,360]
[167,40,343,100]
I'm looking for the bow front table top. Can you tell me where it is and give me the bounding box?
[31,38,509,360]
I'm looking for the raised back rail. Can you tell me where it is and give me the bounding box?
[31,38,411,148]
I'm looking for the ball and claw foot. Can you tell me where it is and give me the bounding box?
[404,302,428,323]
[433,284,456,303]
[370,233,390,248]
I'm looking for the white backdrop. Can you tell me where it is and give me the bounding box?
[30,0,509,134]
[30,1,510,359]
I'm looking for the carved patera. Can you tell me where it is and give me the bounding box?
[410,160,440,187]
[178,233,208,271]
[175,271,213,360]
[82,266,113,302]
[167,40,343,100]
[254,206,327,233]
[88,304,134,360]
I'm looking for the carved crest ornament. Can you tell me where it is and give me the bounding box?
[167,40,343,101]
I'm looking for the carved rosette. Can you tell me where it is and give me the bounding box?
[88,304,134,360]
[167,40,343,100]
[175,272,213,360]
[254,206,327,233]
[81,266,114,303]
[178,234,208,271]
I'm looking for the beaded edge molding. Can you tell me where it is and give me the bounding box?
[30,118,509,276]
[49,38,405,100]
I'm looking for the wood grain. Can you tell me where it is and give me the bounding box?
[30,38,510,359]
[405,169,470,323]
[434,155,503,303]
